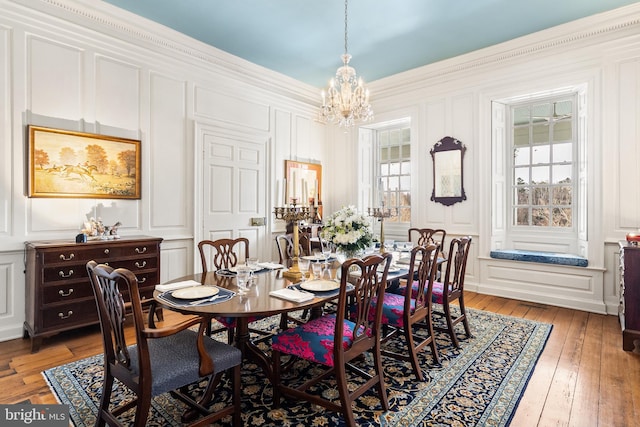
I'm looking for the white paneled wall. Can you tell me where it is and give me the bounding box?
[1,0,639,343]
[0,0,323,342]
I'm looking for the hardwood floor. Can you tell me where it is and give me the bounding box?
[1,291,638,426]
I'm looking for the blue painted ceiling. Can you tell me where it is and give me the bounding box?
[101,0,637,88]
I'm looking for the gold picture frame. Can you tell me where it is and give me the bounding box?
[27,125,141,199]
[284,160,322,214]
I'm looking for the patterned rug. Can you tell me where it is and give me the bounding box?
[43,307,551,426]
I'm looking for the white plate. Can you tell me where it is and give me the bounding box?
[300,280,340,292]
[301,255,335,262]
[228,265,262,273]
[171,286,219,299]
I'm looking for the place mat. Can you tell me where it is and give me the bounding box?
[156,286,235,307]
[155,279,201,292]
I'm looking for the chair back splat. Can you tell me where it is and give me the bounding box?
[198,237,249,272]
[271,252,393,427]
[87,261,242,427]
[408,227,446,255]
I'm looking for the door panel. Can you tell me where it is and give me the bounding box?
[199,126,267,266]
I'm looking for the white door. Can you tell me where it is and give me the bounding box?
[197,123,268,268]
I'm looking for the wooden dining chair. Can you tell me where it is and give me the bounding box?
[86,261,242,427]
[408,227,446,256]
[198,237,262,341]
[275,233,311,267]
[275,232,313,325]
[370,243,440,380]
[431,236,473,347]
[198,237,249,272]
[271,252,393,427]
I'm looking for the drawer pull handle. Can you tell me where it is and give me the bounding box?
[104,249,110,255]
[58,289,74,297]
[59,253,75,261]
[58,311,73,319]
[137,277,147,283]
[135,247,147,254]
[58,270,74,278]
[135,261,147,268]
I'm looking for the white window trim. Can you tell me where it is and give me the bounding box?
[491,85,588,255]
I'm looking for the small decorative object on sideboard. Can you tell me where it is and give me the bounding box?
[81,217,121,240]
[626,231,640,246]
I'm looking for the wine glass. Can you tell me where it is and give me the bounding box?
[298,258,310,281]
[235,267,251,295]
[246,257,259,282]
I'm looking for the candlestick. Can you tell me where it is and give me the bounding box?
[274,201,319,280]
[368,206,395,253]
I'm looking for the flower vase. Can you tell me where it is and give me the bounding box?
[336,248,362,263]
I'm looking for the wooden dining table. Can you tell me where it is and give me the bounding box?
[153,268,340,380]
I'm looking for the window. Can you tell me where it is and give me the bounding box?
[492,86,587,255]
[377,125,411,223]
[511,97,575,228]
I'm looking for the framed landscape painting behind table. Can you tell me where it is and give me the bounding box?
[284,160,322,219]
[27,126,141,199]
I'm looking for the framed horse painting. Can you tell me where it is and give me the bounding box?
[27,126,141,199]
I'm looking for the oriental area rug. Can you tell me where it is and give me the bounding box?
[43,308,551,426]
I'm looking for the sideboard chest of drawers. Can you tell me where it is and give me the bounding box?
[24,236,162,352]
[619,241,640,351]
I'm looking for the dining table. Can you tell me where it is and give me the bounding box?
[153,266,345,380]
[153,255,416,381]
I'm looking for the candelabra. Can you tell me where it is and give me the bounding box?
[274,199,318,281]
[368,204,395,253]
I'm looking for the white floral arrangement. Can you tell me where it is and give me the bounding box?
[320,205,373,257]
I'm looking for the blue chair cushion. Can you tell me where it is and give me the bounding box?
[375,293,415,328]
[271,314,367,367]
[128,329,241,396]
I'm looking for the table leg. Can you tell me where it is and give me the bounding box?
[234,318,273,382]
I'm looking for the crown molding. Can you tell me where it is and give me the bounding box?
[9,0,320,105]
[370,3,640,97]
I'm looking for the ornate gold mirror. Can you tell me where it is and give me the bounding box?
[430,136,466,206]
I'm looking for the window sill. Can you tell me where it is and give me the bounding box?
[489,249,588,267]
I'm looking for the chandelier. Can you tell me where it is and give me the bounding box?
[319,0,373,128]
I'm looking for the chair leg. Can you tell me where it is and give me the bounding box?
[96,372,114,427]
[132,393,151,427]
[227,327,234,344]
[271,349,282,409]
[335,362,357,427]
[373,346,389,411]
[443,302,460,348]
[232,364,242,427]
[459,295,472,338]
[403,326,424,381]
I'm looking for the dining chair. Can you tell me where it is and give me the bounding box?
[198,237,249,272]
[275,233,311,267]
[197,238,263,343]
[431,236,473,347]
[370,243,440,381]
[86,261,242,427]
[408,227,446,256]
[271,252,393,427]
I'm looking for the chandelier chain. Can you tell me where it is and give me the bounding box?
[344,0,348,55]
[318,0,373,128]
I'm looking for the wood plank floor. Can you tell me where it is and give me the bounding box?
[1,291,639,426]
